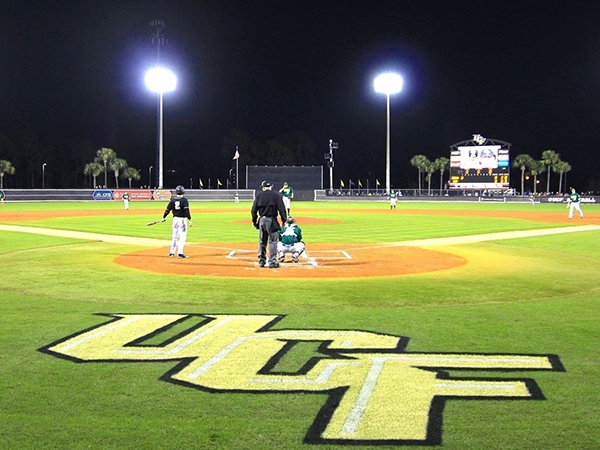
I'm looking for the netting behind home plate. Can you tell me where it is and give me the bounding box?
[246,166,323,190]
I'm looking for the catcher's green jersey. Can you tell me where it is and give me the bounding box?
[280,224,302,245]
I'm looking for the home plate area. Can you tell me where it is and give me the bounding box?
[115,243,466,279]
[226,248,352,268]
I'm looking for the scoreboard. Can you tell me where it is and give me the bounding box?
[448,137,510,190]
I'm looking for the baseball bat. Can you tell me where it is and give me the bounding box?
[146,220,164,226]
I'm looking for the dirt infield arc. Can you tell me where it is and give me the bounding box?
[114,243,468,278]
[2,208,599,279]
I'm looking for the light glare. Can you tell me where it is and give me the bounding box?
[374,72,403,95]
[145,67,177,93]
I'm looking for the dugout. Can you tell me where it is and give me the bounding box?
[246,166,323,201]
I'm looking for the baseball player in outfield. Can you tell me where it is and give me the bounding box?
[277,216,305,263]
[567,187,584,219]
[389,190,398,209]
[122,191,130,210]
[279,181,294,215]
[162,185,193,258]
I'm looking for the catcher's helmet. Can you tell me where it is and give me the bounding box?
[175,185,185,195]
[261,180,273,189]
[286,216,295,224]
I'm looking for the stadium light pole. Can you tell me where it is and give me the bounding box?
[148,165,153,188]
[374,72,403,194]
[42,162,47,189]
[145,67,176,189]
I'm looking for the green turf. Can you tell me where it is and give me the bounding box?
[0,200,598,449]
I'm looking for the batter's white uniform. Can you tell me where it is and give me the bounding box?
[169,217,189,255]
[163,189,192,258]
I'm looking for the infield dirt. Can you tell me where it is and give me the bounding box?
[1,207,598,279]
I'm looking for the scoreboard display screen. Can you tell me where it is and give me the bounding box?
[448,144,510,189]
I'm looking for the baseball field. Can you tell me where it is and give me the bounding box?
[0,199,599,449]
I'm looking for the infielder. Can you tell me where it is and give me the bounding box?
[277,216,305,263]
[567,187,584,219]
[279,181,294,215]
[162,185,193,258]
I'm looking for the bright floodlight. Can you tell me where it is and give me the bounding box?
[374,72,403,95]
[145,67,177,93]
[374,71,403,196]
[145,67,177,188]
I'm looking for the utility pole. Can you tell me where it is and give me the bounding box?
[327,139,338,192]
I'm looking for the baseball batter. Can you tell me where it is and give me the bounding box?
[277,216,305,263]
[162,185,193,258]
[279,181,294,215]
[567,187,584,219]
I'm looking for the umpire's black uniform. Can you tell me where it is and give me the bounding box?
[251,181,287,267]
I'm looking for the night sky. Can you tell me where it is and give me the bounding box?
[1,1,600,190]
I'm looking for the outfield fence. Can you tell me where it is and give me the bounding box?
[0,188,598,204]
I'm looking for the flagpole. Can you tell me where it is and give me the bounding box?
[233,146,240,190]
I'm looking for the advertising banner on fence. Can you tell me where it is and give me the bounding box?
[543,196,597,204]
[113,190,153,201]
[152,190,172,201]
[92,189,113,201]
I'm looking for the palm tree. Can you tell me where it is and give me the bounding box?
[109,158,128,189]
[94,148,116,188]
[425,161,436,195]
[410,155,431,195]
[0,159,16,189]
[554,160,571,194]
[512,154,534,196]
[122,167,141,188]
[529,160,544,195]
[433,157,449,195]
[83,162,104,188]
[541,150,560,193]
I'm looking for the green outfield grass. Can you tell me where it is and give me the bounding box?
[0,201,599,449]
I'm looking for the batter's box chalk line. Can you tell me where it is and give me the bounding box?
[225,248,352,267]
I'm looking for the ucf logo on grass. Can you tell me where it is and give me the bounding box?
[40,314,564,445]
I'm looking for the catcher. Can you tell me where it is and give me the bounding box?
[277,216,305,263]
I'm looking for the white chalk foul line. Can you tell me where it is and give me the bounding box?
[0,224,171,246]
[2,224,598,256]
[345,224,600,251]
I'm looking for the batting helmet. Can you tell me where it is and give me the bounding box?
[286,216,295,224]
[175,185,185,195]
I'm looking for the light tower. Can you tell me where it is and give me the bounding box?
[374,72,403,194]
[147,20,176,189]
